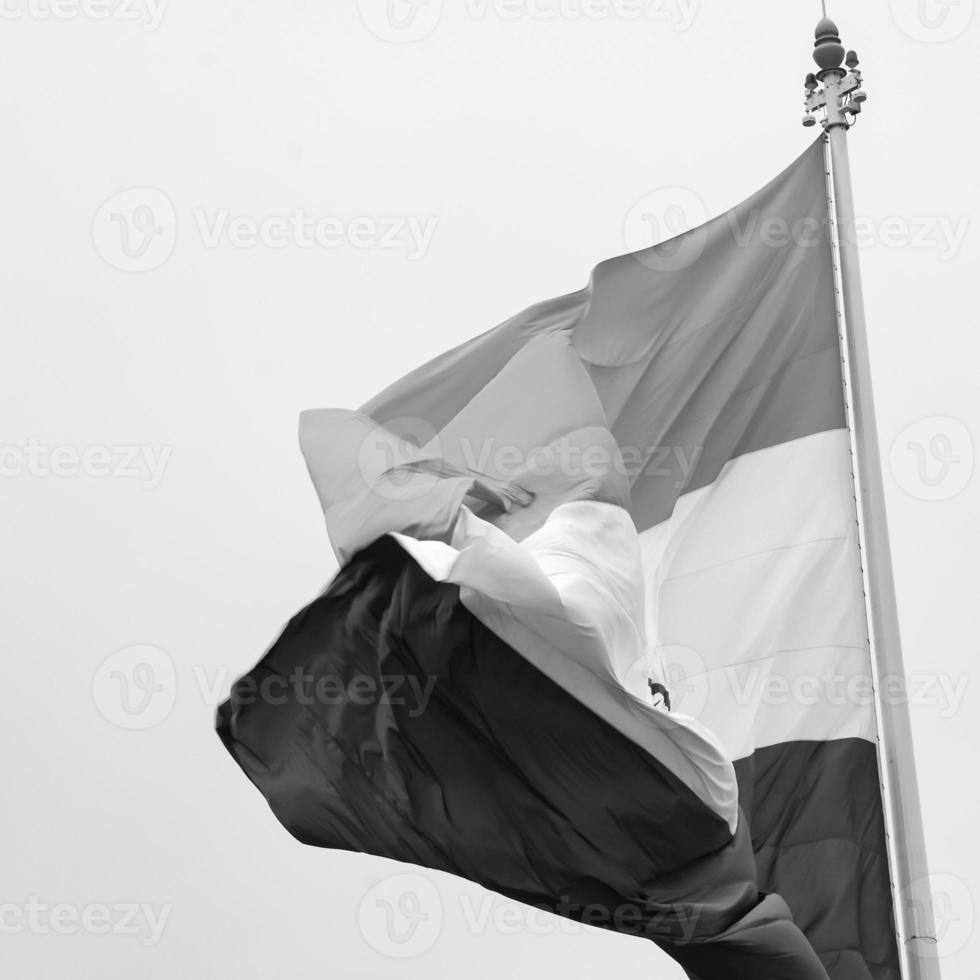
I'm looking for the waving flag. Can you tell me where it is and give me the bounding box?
[217,137,899,980]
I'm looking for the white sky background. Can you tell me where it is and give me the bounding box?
[1,1,978,977]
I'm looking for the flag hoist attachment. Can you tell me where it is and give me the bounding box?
[802,16,942,980]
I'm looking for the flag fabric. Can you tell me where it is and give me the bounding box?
[217,137,898,979]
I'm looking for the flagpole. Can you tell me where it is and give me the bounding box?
[802,17,941,980]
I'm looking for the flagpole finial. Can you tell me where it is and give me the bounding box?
[801,18,867,130]
[813,16,844,69]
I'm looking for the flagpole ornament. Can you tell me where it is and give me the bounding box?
[802,17,867,130]
[809,16,943,980]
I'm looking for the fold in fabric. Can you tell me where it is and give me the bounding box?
[394,501,738,829]
[217,534,828,979]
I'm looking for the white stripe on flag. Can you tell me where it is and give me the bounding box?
[640,429,876,760]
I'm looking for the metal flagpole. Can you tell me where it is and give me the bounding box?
[801,16,942,980]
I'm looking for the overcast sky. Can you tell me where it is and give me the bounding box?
[1,1,977,977]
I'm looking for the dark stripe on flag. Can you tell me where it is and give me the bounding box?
[735,740,900,980]
[217,535,828,978]
[217,536,732,891]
